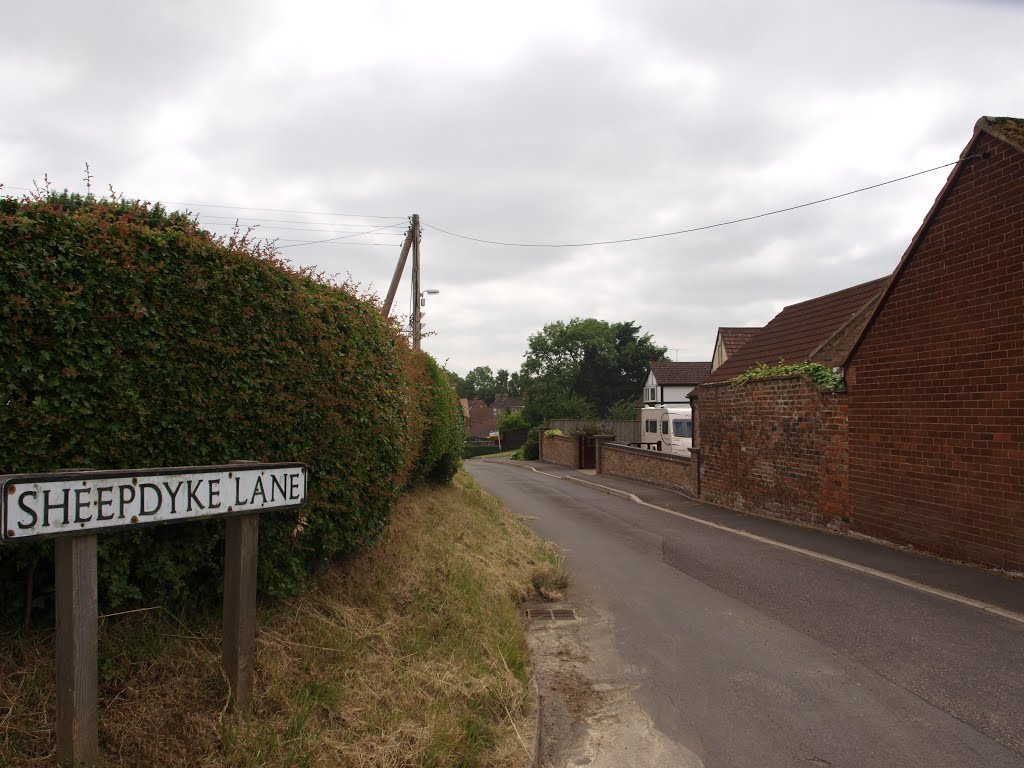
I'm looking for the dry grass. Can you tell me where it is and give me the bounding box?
[0,471,564,767]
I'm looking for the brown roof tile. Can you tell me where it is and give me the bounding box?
[705,276,890,383]
[718,327,761,357]
[650,361,712,386]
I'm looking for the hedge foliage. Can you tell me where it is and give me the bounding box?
[462,444,503,459]
[0,193,463,626]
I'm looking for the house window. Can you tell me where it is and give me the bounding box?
[645,386,657,402]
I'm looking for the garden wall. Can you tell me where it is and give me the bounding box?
[597,442,697,496]
[696,376,848,528]
[541,434,578,469]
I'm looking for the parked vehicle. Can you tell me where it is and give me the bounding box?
[639,406,693,456]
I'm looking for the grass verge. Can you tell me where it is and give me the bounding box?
[0,470,564,767]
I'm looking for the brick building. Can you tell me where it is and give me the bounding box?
[465,398,497,439]
[695,277,889,526]
[845,116,1024,571]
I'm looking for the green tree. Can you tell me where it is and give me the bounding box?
[497,409,530,433]
[444,367,467,397]
[606,398,639,420]
[520,318,665,422]
[507,371,523,397]
[463,365,498,404]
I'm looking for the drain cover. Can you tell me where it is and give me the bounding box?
[526,606,577,621]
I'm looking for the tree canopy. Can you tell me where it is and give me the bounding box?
[520,318,666,422]
[448,365,522,404]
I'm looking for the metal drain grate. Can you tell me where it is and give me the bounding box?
[526,607,577,621]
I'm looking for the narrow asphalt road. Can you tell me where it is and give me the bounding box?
[466,459,1024,768]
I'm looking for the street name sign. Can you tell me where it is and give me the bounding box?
[2,463,306,541]
[0,461,308,765]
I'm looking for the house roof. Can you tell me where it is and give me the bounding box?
[492,396,524,409]
[705,276,891,384]
[981,116,1024,154]
[649,361,713,386]
[846,115,1024,366]
[459,398,470,419]
[717,327,761,357]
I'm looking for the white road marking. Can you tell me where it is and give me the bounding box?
[536,472,1024,627]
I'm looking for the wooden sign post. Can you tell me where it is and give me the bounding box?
[1,462,307,766]
[55,534,98,765]
[223,513,259,713]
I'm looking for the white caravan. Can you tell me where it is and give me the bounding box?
[640,406,693,456]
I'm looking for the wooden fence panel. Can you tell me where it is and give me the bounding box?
[546,420,640,444]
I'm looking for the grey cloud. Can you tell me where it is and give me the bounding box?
[3,0,1022,375]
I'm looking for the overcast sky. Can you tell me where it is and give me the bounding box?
[3,0,1022,375]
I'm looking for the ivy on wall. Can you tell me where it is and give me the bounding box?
[731,361,846,393]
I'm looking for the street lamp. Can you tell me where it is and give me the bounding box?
[419,288,439,307]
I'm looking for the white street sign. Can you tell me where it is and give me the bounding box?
[1,463,306,542]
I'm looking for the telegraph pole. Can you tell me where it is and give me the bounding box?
[380,213,424,350]
[382,216,414,318]
[411,214,422,350]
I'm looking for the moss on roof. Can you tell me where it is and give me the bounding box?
[980,116,1024,153]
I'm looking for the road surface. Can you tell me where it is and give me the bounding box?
[467,459,1024,768]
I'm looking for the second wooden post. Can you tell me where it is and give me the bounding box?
[223,513,259,714]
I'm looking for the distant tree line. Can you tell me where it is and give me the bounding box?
[449,317,667,433]
[446,366,522,405]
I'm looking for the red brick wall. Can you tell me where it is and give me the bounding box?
[846,131,1024,571]
[597,442,697,496]
[697,377,849,528]
[542,434,578,469]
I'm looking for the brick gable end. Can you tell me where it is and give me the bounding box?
[846,130,1024,570]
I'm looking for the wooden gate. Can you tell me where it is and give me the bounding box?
[578,434,597,469]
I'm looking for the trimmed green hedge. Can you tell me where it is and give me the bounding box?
[0,193,462,625]
[462,445,503,459]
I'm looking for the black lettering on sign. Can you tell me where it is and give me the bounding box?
[250,476,267,506]
[96,486,115,521]
[162,481,184,514]
[139,484,162,516]
[271,474,287,502]
[208,479,222,510]
[186,480,205,512]
[119,484,136,519]
[234,477,250,506]
[288,472,301,500]
[17,491,38,529]
[43,489,71,527]
[73,488,92,523]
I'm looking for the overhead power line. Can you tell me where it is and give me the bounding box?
[276,221,409,249]
[272,239,398,247]
[198,218,406,236]
[424,157,982,248]
[169,201,406,220]
[196,214,408,231]
[0,184,407,222]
